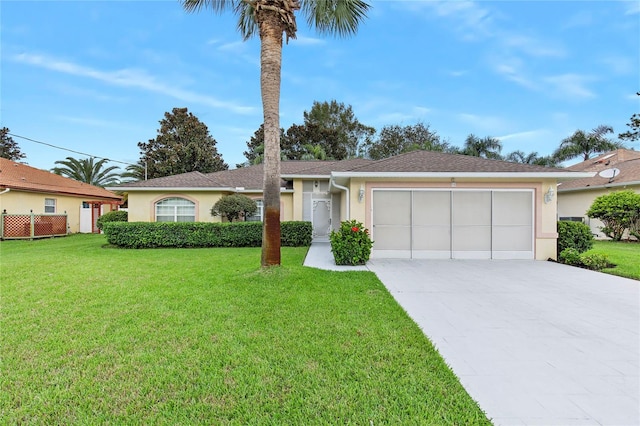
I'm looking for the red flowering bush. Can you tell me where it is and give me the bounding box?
[330,220,373,265]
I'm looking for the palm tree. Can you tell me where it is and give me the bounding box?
[182,0,370,267]
[553,125,624,162]
[462,134,503,160]
[300,143,328,160]
[505,150,559,168]
[120,162,147,182]
[52,157,121,187]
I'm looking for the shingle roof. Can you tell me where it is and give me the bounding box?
[113,150,585,191]
[0,158,122,201]
[347,150,567,173]
[559,149,640,191]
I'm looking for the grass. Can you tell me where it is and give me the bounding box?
[586,240,640,280]
[0,234,489,425]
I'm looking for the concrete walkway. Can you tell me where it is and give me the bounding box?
[304,243,640,426]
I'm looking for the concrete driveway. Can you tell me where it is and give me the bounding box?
[366,259,640,426]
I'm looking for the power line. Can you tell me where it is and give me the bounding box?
[8,133,138,167]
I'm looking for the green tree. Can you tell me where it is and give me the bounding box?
[619,92,639,142]
[120,162,147,182]
[300,144,328,160]
[240,124,285,167]
[211,194,258,222]
[586,190,640,241]
[52,157,121,187]
[183,0,370,267]
[505,150,559,167]
[0,127,26,161]
[365,122,450,160]
[553,125,624,162]
[461,134,503,159]
[138,107,228,179]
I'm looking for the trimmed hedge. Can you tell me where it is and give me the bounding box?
[102,221,312,249]
[96,210,128,230]
[557,220,594,254]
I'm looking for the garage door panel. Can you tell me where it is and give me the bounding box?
[413,192,451,226]
[493,226,533,251]
[413,226,451,250]
[373,226,411,251]
[453,192,491,226]
[452,225,492,251]
[493,192,532,226]
[373,191,410,225]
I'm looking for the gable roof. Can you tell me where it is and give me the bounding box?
[558,149,640,192]
[0,158,122,201]
[112,150,593,192]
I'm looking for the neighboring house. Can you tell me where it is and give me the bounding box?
[557,149,640,238]
[111,151,592,260]
[0,158,122,234]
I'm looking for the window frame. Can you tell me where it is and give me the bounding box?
[44,198,56,213]
[154,197,196,223]
[245,199,263,222]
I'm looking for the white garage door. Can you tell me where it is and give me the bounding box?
[372,189,533,260]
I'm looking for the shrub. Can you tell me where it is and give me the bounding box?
[579,253,610,271]
[102,221,312,249]
[330,220,374,265]
[96,210,128,230]
[211,194,257,222]
[559,248,581,266]
[557,220,594,254]
[586,190,640,241]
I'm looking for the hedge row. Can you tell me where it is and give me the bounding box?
[102,221,312,249]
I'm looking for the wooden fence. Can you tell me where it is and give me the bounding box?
[1,212,68,240]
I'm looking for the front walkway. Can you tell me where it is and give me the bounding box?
[303,242,640,426]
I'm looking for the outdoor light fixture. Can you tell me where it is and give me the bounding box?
[544,186,555,204]
[358,185,365,203]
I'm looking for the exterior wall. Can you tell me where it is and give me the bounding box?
[558,184,640,238]
[343,177,558,261]
[127,191,226,222]
[127,190,295,223]
[292,180,303,221]
[0,190,117,233]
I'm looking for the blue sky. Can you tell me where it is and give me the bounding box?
[2,1,639,172]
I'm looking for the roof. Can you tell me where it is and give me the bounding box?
[112,150,592,192]
[0,158,122,201]
[558,149,640,192]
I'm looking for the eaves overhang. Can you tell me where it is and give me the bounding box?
[106,186,237,192]
[330,171,595,181]
[557,180,640,193]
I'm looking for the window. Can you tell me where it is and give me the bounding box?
[44,198,56,213]
[246,200,263,222]
[155,197,195,222]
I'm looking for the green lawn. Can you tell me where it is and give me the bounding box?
[0,234,489,425]
[587,240,640,280]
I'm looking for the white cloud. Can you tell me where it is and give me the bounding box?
[290,35,325,46]
[55,115,121,128]
[218,41,246,52]
[544,74,596,99]
[496,129,546,141]
[501,35,565,58]
[624,1,640,15]
[12,52,256,114]
[494,62,538,90]
[458,113,507,132]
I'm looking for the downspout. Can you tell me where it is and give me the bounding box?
[0,188,10,196]
[329,178,350,220]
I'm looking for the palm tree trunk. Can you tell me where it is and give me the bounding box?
[258,10,284,267]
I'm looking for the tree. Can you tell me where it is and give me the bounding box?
[461,134,503,159]
[240,124,285,167]
[52,157,121,187]
[505,150,559,167]
[120,162,147,182]
[300,144,328,160]
[211,194,258,222]
[619,92,639,142]
[0,127,26,161]
[553,125,624,162]
[586,190,640,241]
[183,0,370,267]
[138,107,228,180]
[365,122,450,160]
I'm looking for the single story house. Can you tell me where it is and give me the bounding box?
[557,149,640,238]
[0,157,122,235]
[112,150,593,260]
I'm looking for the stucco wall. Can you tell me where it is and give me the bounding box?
[127,190,295,223]
[0,190,116,233]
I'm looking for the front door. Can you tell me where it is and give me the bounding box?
[312,199,331,239]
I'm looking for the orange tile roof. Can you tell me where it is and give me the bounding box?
[0,158,122,201]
